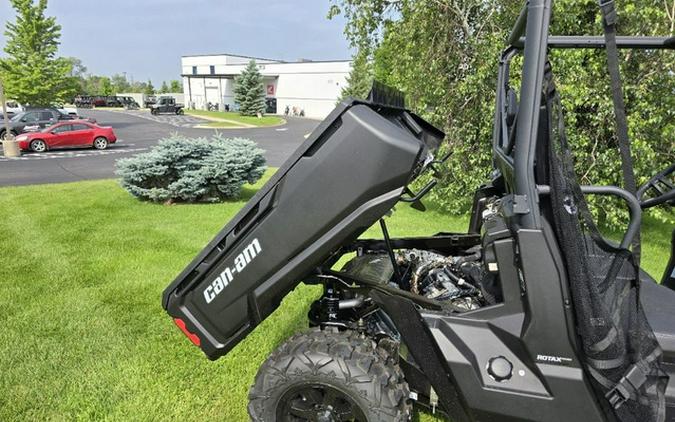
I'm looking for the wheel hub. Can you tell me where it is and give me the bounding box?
[277,383,366,422]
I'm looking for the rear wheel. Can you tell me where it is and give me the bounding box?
[248,328,411,422]
[30,139,47,153]
[93,137,108,150]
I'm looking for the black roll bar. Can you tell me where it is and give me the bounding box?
[513,0,552,229]
[505,0,672,231]
[515,35,674,49]
[507,3,529,47]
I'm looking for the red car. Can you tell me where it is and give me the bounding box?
[16,120,117,153]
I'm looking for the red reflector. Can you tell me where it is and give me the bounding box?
[173,318,201,347]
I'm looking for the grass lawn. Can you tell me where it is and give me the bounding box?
[186,110,285,127]
[0,172,670,421]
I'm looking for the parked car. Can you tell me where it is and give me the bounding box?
[54,104,78,116]
[144,95,157,108]
[74,96,93,108]
[0,108,96,139]
[150,96,184,115]
[118,96,140,109]
[2,100,24,117]
[105,97,123,107]
[92,97,107,107]
[15,120,117,152]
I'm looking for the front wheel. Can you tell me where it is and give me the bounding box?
[176,109,184,115]
[151,109,158,115]
[93,137,108,150]
[0,129,17,140]
[248,328,411,422]
[30,139,47,153]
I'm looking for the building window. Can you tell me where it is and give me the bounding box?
[192,66,197,75]
[209,65,215,75]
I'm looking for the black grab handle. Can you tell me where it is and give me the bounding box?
[537,184,641,250]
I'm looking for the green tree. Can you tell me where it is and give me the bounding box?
[234,60,266,116]
[110,74,130,93]
[65,57,87,78]
[62,56,87,95]
[81,75,103,95]
[100,77,113,96]
[144,79,154,95]
[169,80,182,92]
[129,80,147,93]
[330,0,674,228]
[159,81,169,94]
[0,0,74,105]
[339,48,373,101]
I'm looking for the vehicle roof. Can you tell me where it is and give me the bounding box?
[58,119,95,125]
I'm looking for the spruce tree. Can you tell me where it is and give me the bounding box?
[233,60,266,116]
[160,81,169,94]
[0,0,73,105]
[169,80,182,92]
[144,79,155,95]
[339,49,373,101]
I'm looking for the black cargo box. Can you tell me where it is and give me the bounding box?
[162,98,444,359]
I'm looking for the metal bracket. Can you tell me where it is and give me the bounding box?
[503,194,531,216]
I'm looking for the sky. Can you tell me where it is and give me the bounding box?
[0,0,352,84]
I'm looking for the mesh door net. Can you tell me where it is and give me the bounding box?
[543,65,667,422]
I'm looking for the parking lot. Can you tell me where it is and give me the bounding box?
[0,109,318,186]
[114,109,212,128]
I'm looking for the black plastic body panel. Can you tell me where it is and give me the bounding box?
[417,225,607,421]
[162,99,444,360]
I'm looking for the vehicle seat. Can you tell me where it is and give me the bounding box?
[640,272,675,356]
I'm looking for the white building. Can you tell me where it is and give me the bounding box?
[181,53,351,119]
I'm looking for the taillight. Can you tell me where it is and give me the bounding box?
[173,318,201,347]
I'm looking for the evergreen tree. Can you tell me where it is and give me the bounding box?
[169,80,182,92]
[160,81,169,94]
[339,49,373,101]
[144,79,154,95]
[0,0,74,105]
[233,60,266,116]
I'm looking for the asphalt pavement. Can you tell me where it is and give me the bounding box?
[0,109,319,187]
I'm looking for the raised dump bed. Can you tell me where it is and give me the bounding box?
[162,98,444,359]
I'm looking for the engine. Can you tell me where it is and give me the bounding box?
[341,245,499,312]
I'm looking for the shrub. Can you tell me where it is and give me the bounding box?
[116,134,266,203]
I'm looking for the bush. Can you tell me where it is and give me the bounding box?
[116,134,266,203]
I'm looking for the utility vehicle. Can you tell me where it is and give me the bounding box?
[150,96,184,115]
[162,1,674,420]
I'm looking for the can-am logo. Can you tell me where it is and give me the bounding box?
[203,238,261,304]
[536,354,573,364]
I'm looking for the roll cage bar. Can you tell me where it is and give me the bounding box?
[495,0,674,230]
